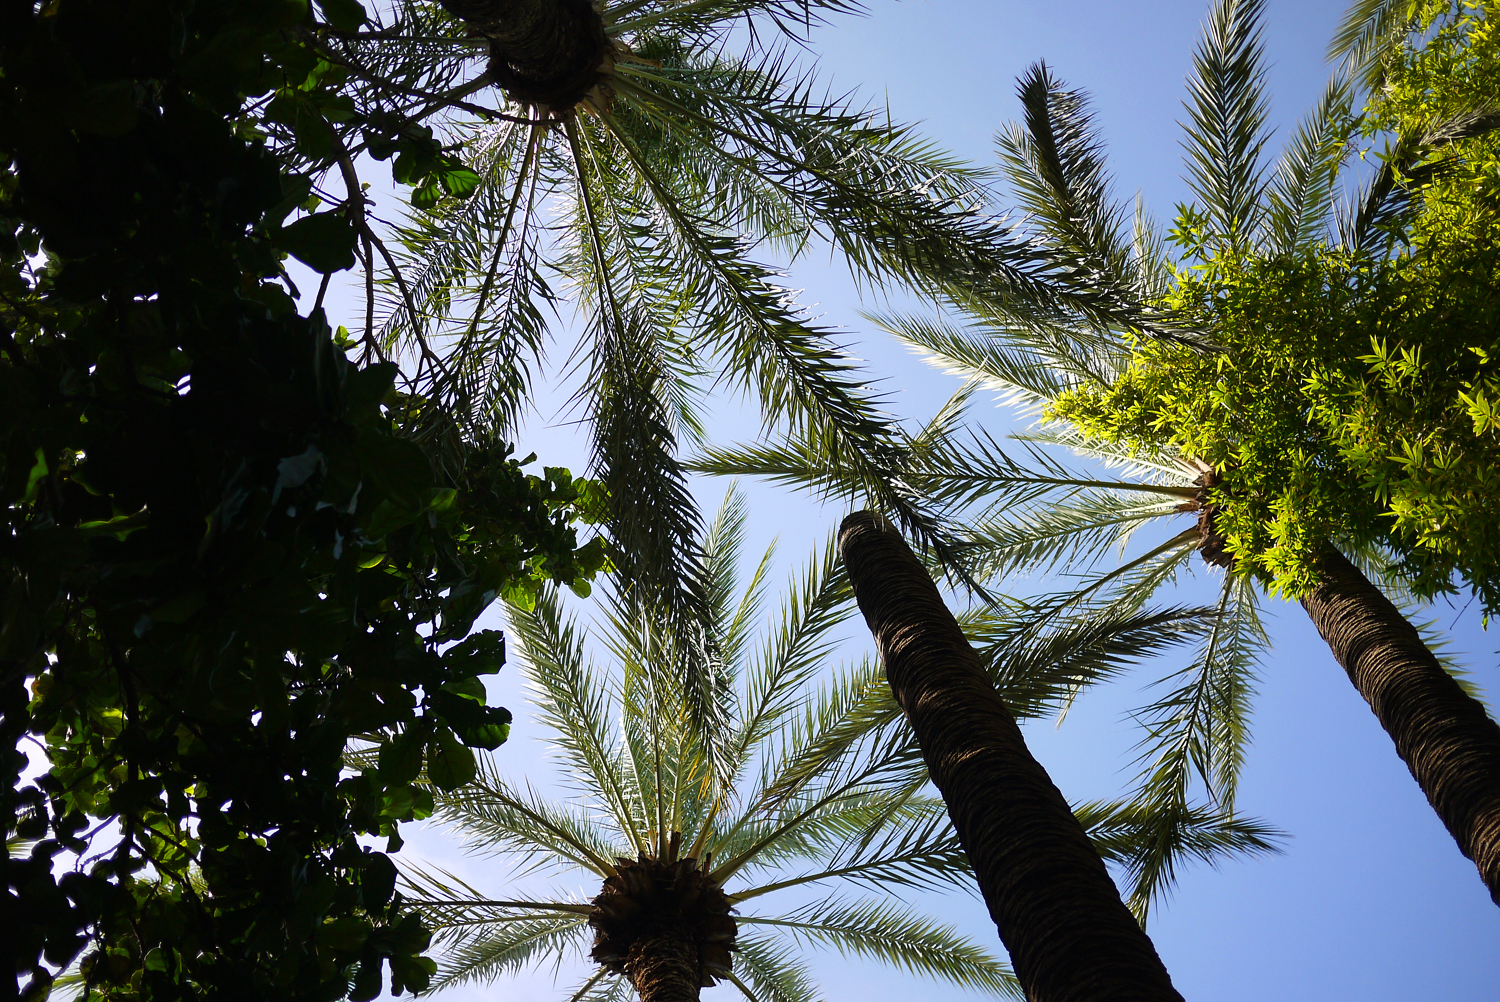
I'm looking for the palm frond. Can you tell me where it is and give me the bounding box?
[562,969,633,1002]
[874,312,1114,414]
[401,863,595,926]
[1130,573,1266,812]
[1260,72,1356,255]
[1181,0,1272,252]
[383,122,555,434]
[956,492,1186,583]
[1128,194,1174,303]
[1009,425,1199,484]
[1338,110,1500,257]
[739,896,1021,998]
[582,298,722,735]
[1075,798,1284,921]
[732,797,970,902]
[1328,0,1422,90]
[713,725,927,883]
[726,536,855,780]
[702,485,757,676]
[508,589,645,847]
[999,62,1133,295]
[750,656,909,809]
[730,934,822,1002]
[921,430,1197,514]
[970,601,1218,723]
[907,381,981,457]
[610,0,867,45]
[426,909,591,992]
[432,765,625,876]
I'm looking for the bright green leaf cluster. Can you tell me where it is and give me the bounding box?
[1050,0,1500,611]
[1049,252,1391,598]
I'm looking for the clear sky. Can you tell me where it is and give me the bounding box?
[327,2,1500,1000]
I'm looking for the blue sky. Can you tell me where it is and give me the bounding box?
[325,2,1500,1000]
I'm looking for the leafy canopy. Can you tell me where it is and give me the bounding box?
[1,1,605,999]
[1051,0,1500,611]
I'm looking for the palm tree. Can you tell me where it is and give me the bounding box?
[275,0,1173,747]
[398,490,1272,1001]
[697,0,1500,905]
[838,511,1183,1002]
[317,0,1048,592]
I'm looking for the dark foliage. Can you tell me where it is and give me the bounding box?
[0,1,604,999]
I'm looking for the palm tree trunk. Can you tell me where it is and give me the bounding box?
[1299,546,1500,905]
[436,0,611,109]
[622,931,701,1002]
[838,511,1182,1002]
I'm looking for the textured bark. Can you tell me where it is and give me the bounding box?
[1300,546,1500,905]
[623,930,701,1002]
[838,511,1183,1002]
[588,852,735,999]
[437,0,611,109]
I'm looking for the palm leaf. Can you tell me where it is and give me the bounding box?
[509,589,646,848]
[1130,573,1266,812]
[1260,72,1357,255]
[726,537,855,778]
[1180,0,1272,252]
[738,896,1021,998]
[730,934,821,1002]
[999,62,1133,294]
[731,797,970,902]
[1328,0,1422,89]
[433,767,625,876]
[1075,798,1284,921]
[428,910,592,992]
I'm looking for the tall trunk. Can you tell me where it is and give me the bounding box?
[622,931,701,1002]
[436,0,611,110]
[838,511,1183,1002]
[1300,546,1500,905]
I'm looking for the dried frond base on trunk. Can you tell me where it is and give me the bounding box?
[589,850,737,1001]
[438,0,613,111]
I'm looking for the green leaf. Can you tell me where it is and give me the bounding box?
[441,675,487,700]
[437,167,481,199]
[456,705,512,751]
[410,178,441,210]
[442,629,507,674]
[378,730,425,785]
[23,448,48,502]
[389,954,436,996]
[346,362,398,419]
[349,957,382,1002]
[278,211,358,273]
[316,916,370,953]
[317,0,367,31]
[293,106,337,162]
[426,728,476,791]
[70,81,139,137]
[361,852,398,908]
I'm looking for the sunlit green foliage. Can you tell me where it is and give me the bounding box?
[1052,0,1500,610]
[1044,1,1500,612]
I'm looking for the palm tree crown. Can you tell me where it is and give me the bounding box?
[333,0,1035,612]
[403,489,1020,1002]
[400,489,1274,998]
